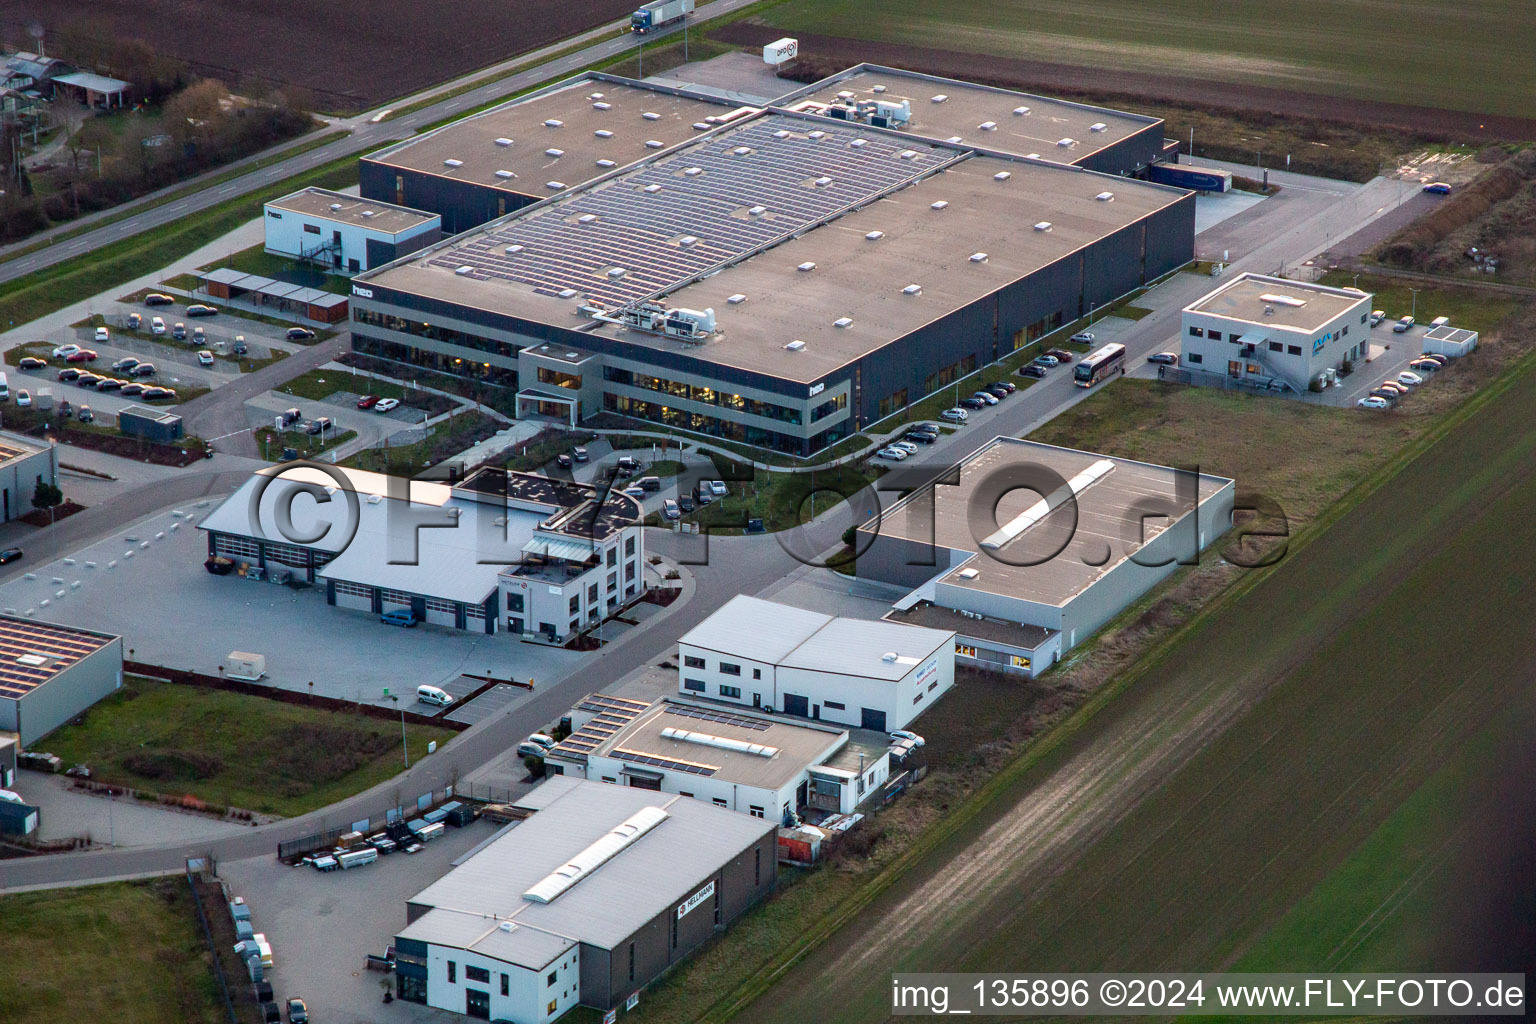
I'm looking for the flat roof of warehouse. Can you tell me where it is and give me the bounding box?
[778,65,1159,165]
[868,438,1233,609]
[1185,272,1369,333]
[404,777,772,953]
[265,187,439,234]
[362,110,1186,384]
[363,74,744,199]
[0,616,118,702]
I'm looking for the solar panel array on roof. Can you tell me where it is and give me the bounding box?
[423,114,954,311]
[664,703,770,732]
[550,696,650,759]
[578,694,651,715]
[0,619,116,699]
[611,747,719,776]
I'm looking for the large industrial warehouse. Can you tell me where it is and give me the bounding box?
[0,615,123,746]
[348,75,1194,455]
[862,437,1235,676]
[394,776,775,1020]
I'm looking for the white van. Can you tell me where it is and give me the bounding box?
[417,685,453,708]
[1429,316,1451,330]
[0,372,9,401]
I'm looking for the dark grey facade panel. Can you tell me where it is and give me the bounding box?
[360,161,536,236]
[365,237,398,270]
[1076,123,1164,177]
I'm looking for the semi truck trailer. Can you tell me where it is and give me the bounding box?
[631,0,693,33]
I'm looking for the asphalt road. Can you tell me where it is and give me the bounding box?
[0,162,1417,891]
[0,0,767,288]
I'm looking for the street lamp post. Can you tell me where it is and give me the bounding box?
[1410,288,1421,320]
[387,694,410,768]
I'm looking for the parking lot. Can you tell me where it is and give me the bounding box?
[245,386,431,458]
[443,681,530,726]
[0,503,594,699]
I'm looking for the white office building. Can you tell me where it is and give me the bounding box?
[1179,273,1372,391]
[263,187,441,276]
[677,596,955,733]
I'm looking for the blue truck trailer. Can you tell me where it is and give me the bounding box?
[631,0,694,33]
[1147,162,1232,192]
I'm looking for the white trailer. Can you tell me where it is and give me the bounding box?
[631,0,693,33]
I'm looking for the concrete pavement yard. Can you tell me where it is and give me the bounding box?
[0,504,595,699]
[13,772,254,847]
[219,819,502,1024]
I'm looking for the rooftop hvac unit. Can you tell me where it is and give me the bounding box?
[1034,221,1052,231]
[865,230,884,240]
[808,130,826,139]
[455,265,474,276]
[899,149,916,160]
[361,211,374,218]
[589,92,604,99]
[773,129,791,139]
[870,114,890,128]
[727,293,747,304]
[494,137,513,147]
[642,111,661,120]
[785,340,806,351]
[545,148,564,157]
[645,139,664,148]
[443,159,462,168]
[594,129,613,138]
[592,102,611,110]
[1057,137,1076,147]
[834,317,854,328]
[815,175,832,186]
[558,288,577,298]
[903,284,922,295]
[849,138,867,148]
[875,99,911,123]
[749,205,767,216]
[969,252,988,263]
[931,93,948,103]
[644,183,662,193]
[693,122,711,130]
[931,200,949,210]
[827,106,852,121]
[546,181,566,190]
[506,244,524,253]
[607,267,625,278]
[328,203,342,211]
[578,214,597,223]
[495,170,515,179]
[873,84,887,93]
[1089,122,1108,132]
[543,118,563,128]
[679,235,698,247]
[596,159,616,168]
[1264,305,1275,316]
[978,120,997,131]
[797,261,816,272]
[994,171,1012,181]
[1096,191,1115,201]
[838,90,856,100]
[1014,106,1030,116]
[498,922,516,933]
[946,135,963,144]
[958,567,980,580]
[684,166,702,176]
[732,146,752,156]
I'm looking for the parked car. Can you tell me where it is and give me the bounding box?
[144,292,174,306]
[306,416,334,435]
[94,326,110,343]
[286,327,316,341]
[622,485,645,499]
[1420,353,1448,366]
[1022,364,1048,379]
[126,312,142,330]
[615,456,641,475]
[1368,388,1400,403]
[96,378,124,392]
[52,343,80,358]
[556,453,573,469]
[357,394,380,409]
[132,362,157,378]
[959,396,987,409]
[120,383,144,397]
[111,357,139,372]
[66,349,97,363]
[287,997,310,1024]
[197,350,215,367]
[142,386,176,400]
[678,495,695,513]
[14,390,29,407]
[876,446,909,461]
[907,424,940,438]
[76,405,94,423]
[903,430,937,444]
[1369,309,1387,326]
[233,335,248,355]
[986,380,1016,394]
[280,407,301,425]
[1148,352,1179,365]
[708,479,727,497]
[662,498,681,520]
[171,322,187,341]
[0,547,22,564]
[17,357,45,370]
[1397,370,1425,387]
[150,316,167,335]
[1422,182,1452,195]
[383,609,419,629]
[1393,315,1415,333]
[984,384,1011,398]
[1046,347,1073,362]
[1379,380,1410,396]
[185,304,218,317]
[1070,331,1095,343]
[191,325,206,343]
[889,440,919,454]
[1409,359,1440,373]
[1034,354,1059,367]
[56,368,80,381]
[74,373,100,388]
[375,398,399,413]
[1358,395,1391,409]
[939,407,968,423]
[573,446,589,462]
[890,729,926,747]
[970,390,998,405]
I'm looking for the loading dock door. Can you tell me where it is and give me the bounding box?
[782,693,808,717]
[861,707,887,732]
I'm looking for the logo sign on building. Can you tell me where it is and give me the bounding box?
[677,880,715,919]
[604,1011,617,1024]
[807,382,825,397]
[352,285,374,299]
[1312,331,1333,354]
[915,658,938,689]
[626,993,640,1011]
[763,37,798,66]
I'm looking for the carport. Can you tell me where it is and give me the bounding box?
[197,269,349,323]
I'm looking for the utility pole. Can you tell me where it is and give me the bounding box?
[1410,288,1420,319]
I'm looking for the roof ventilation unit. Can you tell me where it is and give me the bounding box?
[1034,221,1052,231]
[645,139,664,148]
[773,129,791,139]
[881,651,899,662]
[978,120,997,131]
[957,567,980,579]
[749,205,767,216]
[607,267,626,278]
[545,148,564,158]
[899,149,917,160]
[930,200,949,210]
[578,214,598,224]
[946,135,963,144]
[679,235,698,247]
[588,92,604,99]
[1089,122,1108,132]
[814,175,833,186]
[872,84,887,93]
[443,158,463,168]
[592,101,611,110]
[931,94,948,103]
[684,166,702,176]
[994,171,1012,181]
[546,181,566,190]
[495,170,515,179]
[455,265,474,276]
[16,653,47,667]
[784,340,806,351]
[361,210,375,218]
[834,317,853,328]
[727,293,747,304]
[505,244,524,254]
[543,118,563,128]
[594,129,613,138]
[837,90,856,100]
[642,111,661,120]
[558,288,577,298]
[1096,191,1115,201]
[1057,137,1076,147]
[849,138,867,148]
[1026,152,1040,159]
[596,159,616,168]
[494,137,513,147]
[865,230,884,241]
[1259,293,1309,307]
[644,183,663,193]
[969,252,989,263]
[328,203,342,211]
[901,284,924,297]
[1013,106,1030,116]
[808,130,826,139]
[498,922,516,933]
[692,122,711,130]
[797,261,816,272]
[732,146,752,156]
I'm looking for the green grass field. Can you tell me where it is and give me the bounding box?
[757,0,1536,118]
[42,676,455,817]
[0,879,226,1024]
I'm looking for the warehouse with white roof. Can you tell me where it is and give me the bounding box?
[677,595,954,732]
[392,776,775,1019]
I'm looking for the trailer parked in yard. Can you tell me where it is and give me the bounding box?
[631,0,693,33]
[338,847,378,869]
[1147,162,1232,193]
